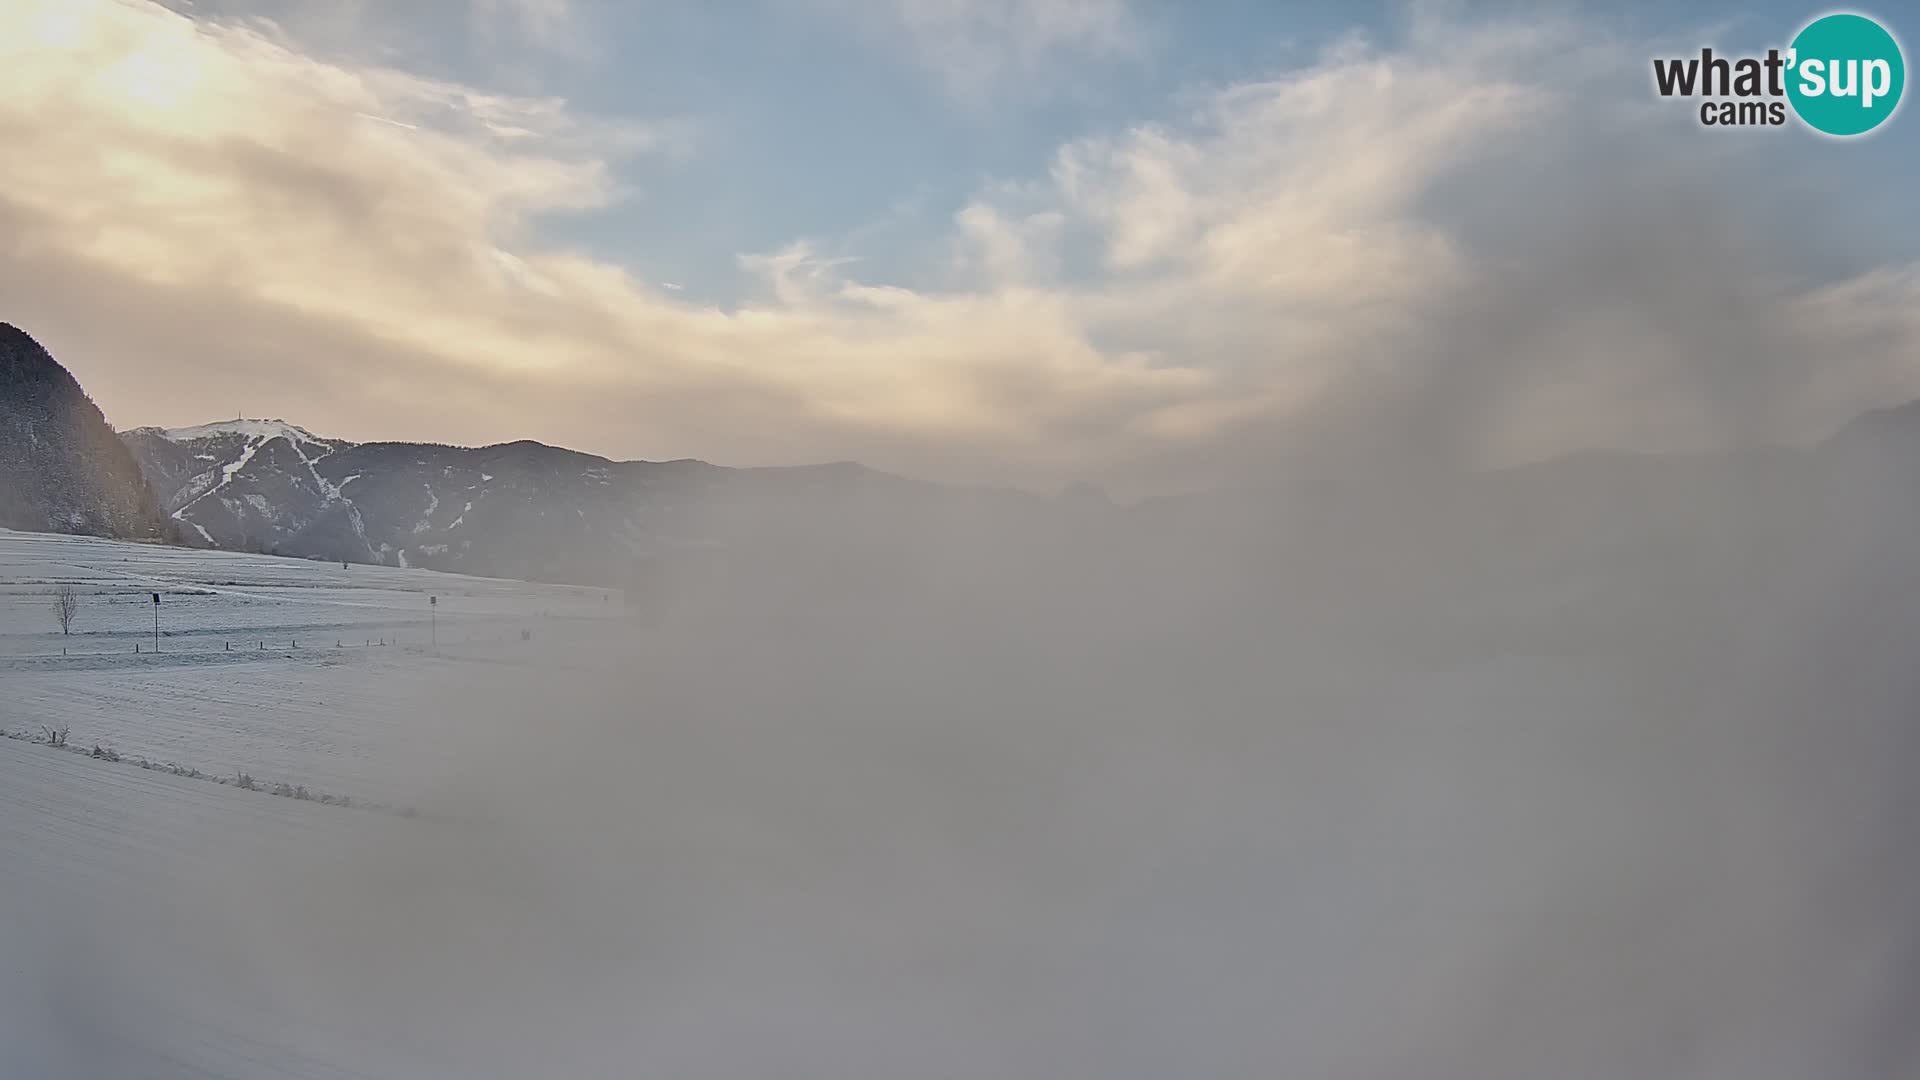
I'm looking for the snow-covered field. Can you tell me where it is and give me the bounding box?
[0,528,629,804]
[0,529,653,1076]
[0,741,438,1077]
[5,527,1908,1077]
[0,528,622,653]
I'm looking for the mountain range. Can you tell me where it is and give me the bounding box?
[118,417,1040,589]
[11,319,1920,617]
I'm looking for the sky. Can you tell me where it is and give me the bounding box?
[1,0,1917,494]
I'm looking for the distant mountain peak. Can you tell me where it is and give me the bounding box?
[137,418,338,447]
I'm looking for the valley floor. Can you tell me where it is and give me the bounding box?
[0,529,643,1077]
[0,529,629,806]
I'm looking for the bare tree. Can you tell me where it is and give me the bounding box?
[53,586,78,636]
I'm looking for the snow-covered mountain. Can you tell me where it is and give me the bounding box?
[120,419,1026,587]
[120,420,351,549]
[118,395,1920,602]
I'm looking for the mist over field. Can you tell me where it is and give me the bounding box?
[5,2,1920,1078]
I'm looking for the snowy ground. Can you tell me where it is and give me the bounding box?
[6,527,1903,1077]
[0,527,1646,1080]
[0,529,654,1076]
[0,528,629,805]
[0,741,432,1077]
[0,528,623,655]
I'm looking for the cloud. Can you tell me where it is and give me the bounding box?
[2,1,1918,497]
[837,0,1147,100]
[467,0,588,59]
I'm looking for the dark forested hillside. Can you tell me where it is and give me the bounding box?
[0,323,170,540]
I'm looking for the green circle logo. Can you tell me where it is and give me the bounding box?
[1787,13,1905,136]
